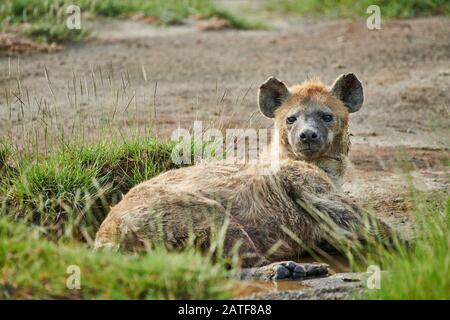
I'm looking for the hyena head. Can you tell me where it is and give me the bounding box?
[258,73,364,164]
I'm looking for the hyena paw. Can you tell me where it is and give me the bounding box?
[264,261,329,280]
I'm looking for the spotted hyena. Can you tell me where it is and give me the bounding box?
[95,73,390,280]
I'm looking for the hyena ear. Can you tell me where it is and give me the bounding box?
[258,77,290,118]
[330,73,364,113]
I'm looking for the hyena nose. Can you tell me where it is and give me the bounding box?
[300,130,318,143]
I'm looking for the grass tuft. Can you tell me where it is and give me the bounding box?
[265,0,450,18]
[1,136,179,240]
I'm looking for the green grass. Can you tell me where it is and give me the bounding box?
[365,193,450,299]
[0,0,262,43]
[0,136,235,300]
[1,133,448,299]
[265,0,450,18]
[0,136,232,299]
[0,217,230,299]
[22,20,89,43]
[1,137,179,240]
[0,141,10,171]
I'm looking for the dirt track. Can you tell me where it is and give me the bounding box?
[0,13,449,230]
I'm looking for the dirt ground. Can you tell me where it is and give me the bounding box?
[0,8,449,235]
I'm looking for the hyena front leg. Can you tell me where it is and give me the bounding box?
[239,261,329,280]
[221,219,269,268]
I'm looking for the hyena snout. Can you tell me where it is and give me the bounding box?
[294,129,328,157]
[289,116,331,158]
[299,129,319,143]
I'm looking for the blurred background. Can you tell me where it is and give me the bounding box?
[1,0,449,145]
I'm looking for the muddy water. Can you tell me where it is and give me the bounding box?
[233,254,351,297]
[232,280,309,297]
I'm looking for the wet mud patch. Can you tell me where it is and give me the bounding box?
[349,146,449,172]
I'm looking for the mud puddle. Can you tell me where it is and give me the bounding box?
[232,280,309,297]
[233,254,351,297]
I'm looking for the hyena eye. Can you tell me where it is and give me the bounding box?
[286,116,297,124]
[322,114,333,122]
